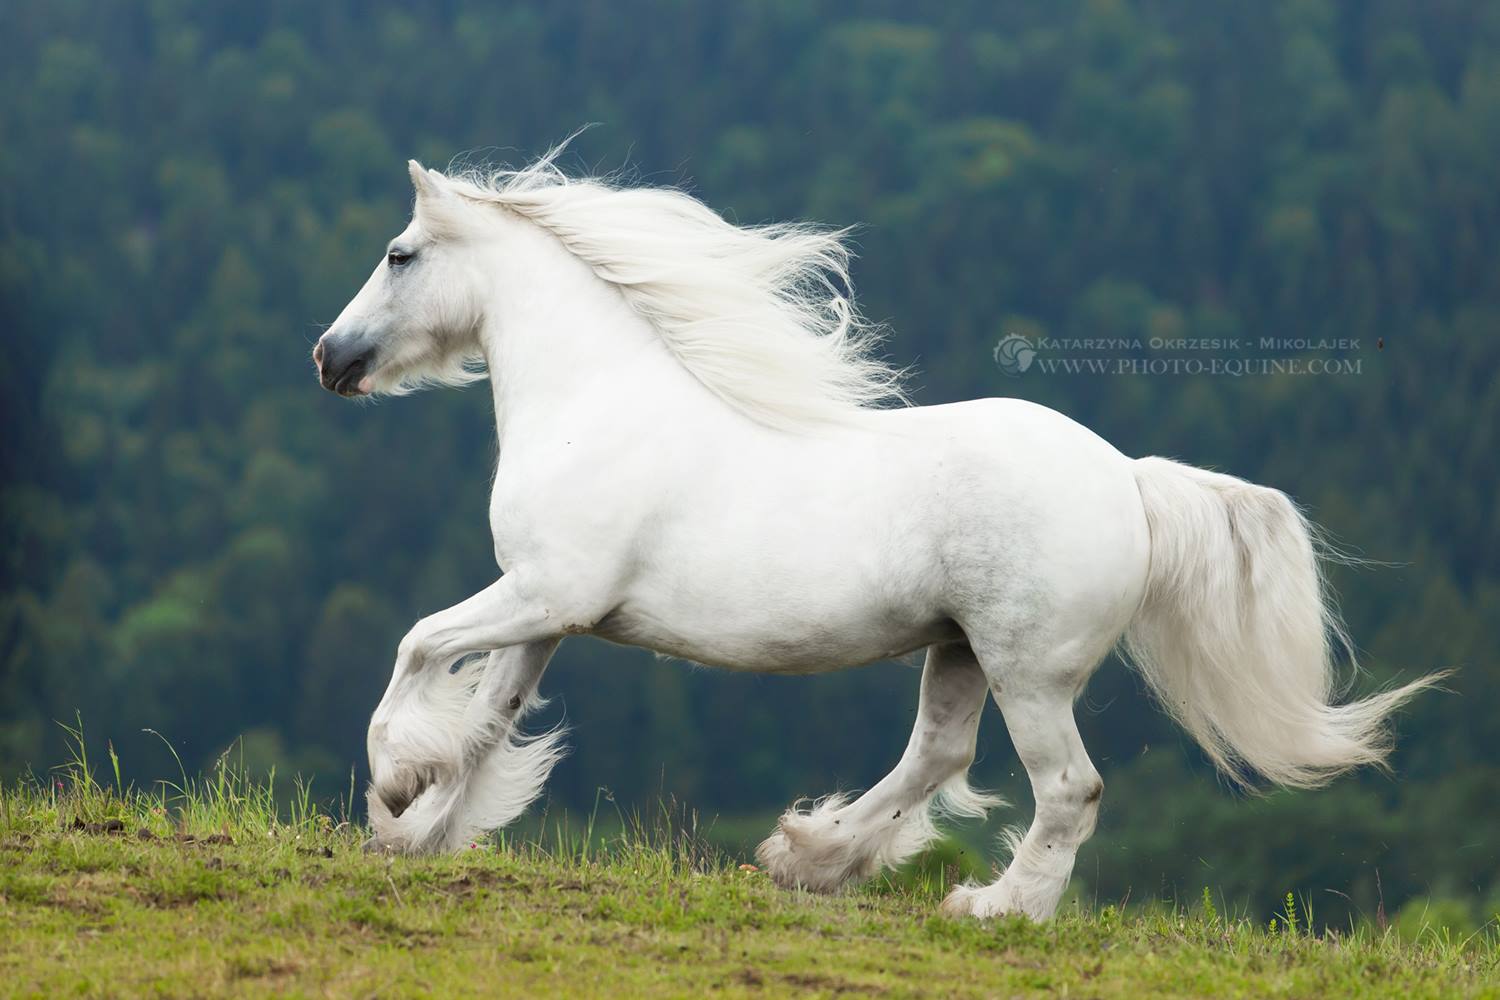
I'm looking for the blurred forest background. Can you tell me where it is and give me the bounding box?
[3,1,1498,926]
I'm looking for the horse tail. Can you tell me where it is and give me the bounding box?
[1121,456,1443,788]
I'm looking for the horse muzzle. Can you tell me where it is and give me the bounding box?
[314,333,376,397]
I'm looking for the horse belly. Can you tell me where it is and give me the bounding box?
[593,551,957,674]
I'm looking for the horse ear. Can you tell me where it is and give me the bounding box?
[408,159,446,200]
[408,161,466,238]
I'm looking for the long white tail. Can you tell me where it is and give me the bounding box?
[1123,456,1442,788]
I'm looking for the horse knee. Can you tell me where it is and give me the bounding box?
[1077,774,1104,838]
[1081,774,1103,810]
[1062,769,1102,808]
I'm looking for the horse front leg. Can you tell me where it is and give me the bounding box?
[365,638,562,854]
[365,573,585,853]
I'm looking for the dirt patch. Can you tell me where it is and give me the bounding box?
[70,818,127,835]
[46,888,108,915]
[448,870,519,894]
[734,967,765,988]
[176,832,234,846]
[726,967,877,994]
[131,887,222,909]
[36,872,132,915]
[258,866,295,888]
[229,956,303,980]
[778,972,884,995]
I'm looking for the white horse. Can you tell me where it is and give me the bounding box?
[313,147,1437,920]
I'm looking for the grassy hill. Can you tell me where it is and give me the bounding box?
[1,760,1496,999]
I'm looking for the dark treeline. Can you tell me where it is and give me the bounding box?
[3,1,1497,926]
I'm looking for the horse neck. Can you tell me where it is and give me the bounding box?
[474,226,717,446]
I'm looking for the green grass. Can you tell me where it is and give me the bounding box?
[1,748,1497,998]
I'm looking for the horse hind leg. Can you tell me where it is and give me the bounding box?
[756,640,1002,892]
[941,641,1107,921]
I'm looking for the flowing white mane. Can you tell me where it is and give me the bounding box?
[438,150,908,429]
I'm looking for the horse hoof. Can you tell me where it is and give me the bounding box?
[939,884,981,918]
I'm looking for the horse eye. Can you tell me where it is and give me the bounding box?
[387,250,413,268]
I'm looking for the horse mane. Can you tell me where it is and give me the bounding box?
[437,145,909,429]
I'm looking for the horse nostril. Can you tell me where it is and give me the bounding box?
[318,342,373,396]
